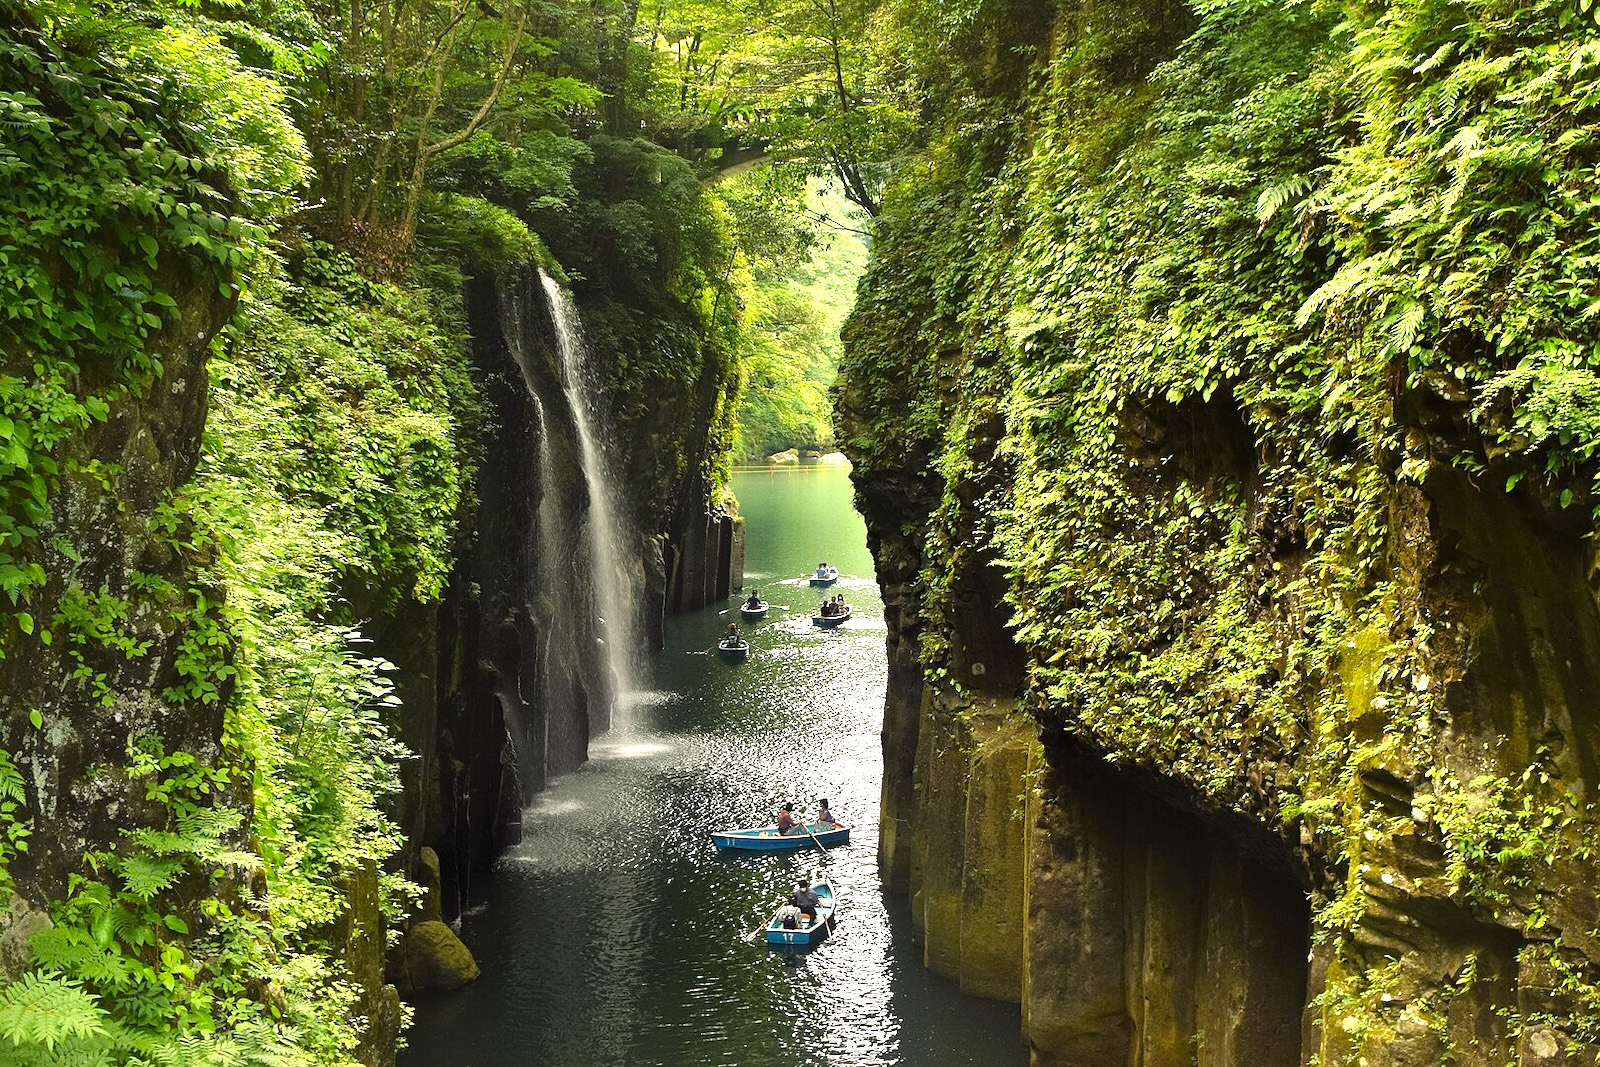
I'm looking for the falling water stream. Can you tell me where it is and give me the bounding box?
[538,270,640,716]
[402,464,1026,1067]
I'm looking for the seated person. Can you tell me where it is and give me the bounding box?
[790,881,821,920]
[745,590,761,609]
[817,798,839,826]
[776,904,802,929]
[816,562,829,578]
[776,803,796,835]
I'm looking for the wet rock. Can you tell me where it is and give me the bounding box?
[339,860,404,1067]
[391,920,481,994]
[0,896,50,980]
[414,846,444,925]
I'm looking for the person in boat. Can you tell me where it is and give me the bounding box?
[776,802,796,835]
[819,599,833,618]
[725,622,742,646]
[815,562,829,578]
[790,880,821,921]
[745,589,761,609]
[817,798,839,827]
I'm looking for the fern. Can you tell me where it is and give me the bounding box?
[28,929,137,988]
[1383,299,1426,356]
[1254,174,1312,228]
[116,855,184,902]
[0,974,108,1052]
[0,754,24,806]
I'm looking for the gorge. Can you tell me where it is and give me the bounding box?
[5,0,1600,1065]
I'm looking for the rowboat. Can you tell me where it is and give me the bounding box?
[765,880,837,948]
[711,822,850,852]
[812,605,852,628]
[738,599,769,619]
[808,566,839,587]
[717,636,750,660]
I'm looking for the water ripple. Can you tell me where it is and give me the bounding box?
[404,466,1023,1067]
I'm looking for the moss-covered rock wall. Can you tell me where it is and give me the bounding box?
[839,0,1600,1061]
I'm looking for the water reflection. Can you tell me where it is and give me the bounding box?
[402,465,1023,1067]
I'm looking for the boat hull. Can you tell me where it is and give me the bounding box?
[738,602,769,619]
[812,607,852,628]
[717,639,750,660]
[765,882,837,948]
[808,568,838,587]
[711,823,849,851]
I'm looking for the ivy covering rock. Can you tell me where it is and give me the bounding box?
[838,0,1600,1060]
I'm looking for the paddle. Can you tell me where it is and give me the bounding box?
[800,819,831,859]
[741,892,794,943]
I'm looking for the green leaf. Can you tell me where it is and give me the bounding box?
[27,708,40,729]
[119,853,185,901]
[0,973,108,1051]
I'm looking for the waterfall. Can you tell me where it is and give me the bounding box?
[536,270,640,727]
[492,265,642,801]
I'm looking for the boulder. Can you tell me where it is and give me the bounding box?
[391,920,480,995]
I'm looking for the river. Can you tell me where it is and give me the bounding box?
[401,463,1025,1067]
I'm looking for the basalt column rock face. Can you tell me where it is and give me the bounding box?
[399,274,614,891]
[666,511,743,613]
[1023,751,1309,1067]
[0,258,234,909]
[402,264,743,892]
[838,0,1600,1052]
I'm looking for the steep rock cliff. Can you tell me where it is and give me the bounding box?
[393,242,742,892]
[839,0,1600,1062]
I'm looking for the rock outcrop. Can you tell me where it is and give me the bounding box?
[837,0,1600,1062]
[386,264,741,908]
[390,921,481,995]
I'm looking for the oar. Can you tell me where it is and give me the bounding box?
[693,632,743,654]
[742,898,784,943]
[801,820,831,859]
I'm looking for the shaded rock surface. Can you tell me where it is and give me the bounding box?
[390,920,481,995]
[834,0,1600,1061]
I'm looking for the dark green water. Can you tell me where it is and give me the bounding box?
[401,463,1025,1067]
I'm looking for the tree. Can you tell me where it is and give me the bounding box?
[632,0,911,214]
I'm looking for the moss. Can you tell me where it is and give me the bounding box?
[843,0,1600,1059]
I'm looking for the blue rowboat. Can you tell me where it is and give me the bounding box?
[765,880,837,948]
[738,599,769,619]
[711,822,850,852]
[808,567,839,587]
[717,636,750,660]
[812,605,852,628]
